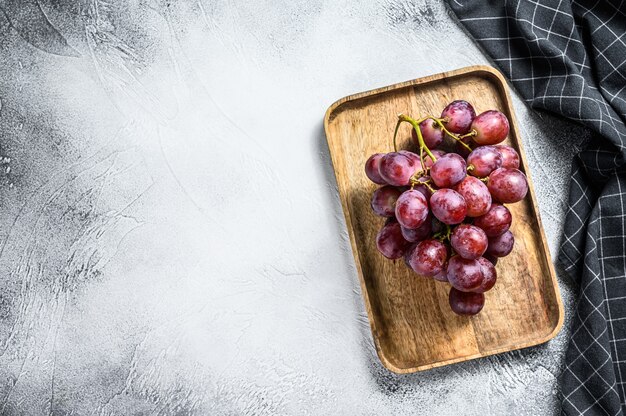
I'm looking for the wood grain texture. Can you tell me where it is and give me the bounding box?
[324,65,564,374]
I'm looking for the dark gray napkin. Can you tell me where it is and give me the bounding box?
[444,1,626,415]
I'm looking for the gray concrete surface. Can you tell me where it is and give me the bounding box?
[0,1,589,415]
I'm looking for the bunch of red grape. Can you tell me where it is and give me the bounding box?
[365,100,528,316]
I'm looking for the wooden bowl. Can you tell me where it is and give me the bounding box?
[324,65,563,373]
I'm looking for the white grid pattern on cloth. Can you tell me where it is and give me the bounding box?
[445,0,626,415]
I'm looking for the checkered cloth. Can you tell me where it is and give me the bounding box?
[444,1,626,415]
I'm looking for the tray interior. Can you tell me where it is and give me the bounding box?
[324,66,563,373]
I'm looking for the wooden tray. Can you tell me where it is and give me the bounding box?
[324,65,564,373]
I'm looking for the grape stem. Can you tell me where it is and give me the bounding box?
[423,181,436,194]
[392,113,474,157]
[414,115,474,152]
[411,177,436,194]
[433,120,474,152]
[392,119,402,152]
[460,130,477,139]
[434,223,452,242]
[397,114,437,162]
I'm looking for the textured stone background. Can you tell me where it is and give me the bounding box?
[0,1,589,415]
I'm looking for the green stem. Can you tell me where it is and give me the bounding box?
[397,114,437,162]
[423,180,437,194]
[412,172,427,186]
[392,119,402,152]
[411,176,437,193]
[433,223,452,242]
[417,115,474,152]
[460,130,477,139]
[438,124,473,152]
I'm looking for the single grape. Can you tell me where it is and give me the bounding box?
[471,110,510,145]
[365,153,387,185]
[473,257,497,293]
[371,186,402,217]
[407,239,449,277]
[473,204,512,237]
[496,145,520,169]
[430,153,467,187]
[487,230,514,257]
[430,189,467,224]
[454,176,492,217]
[395,189,429,229]
[487,168,528,203]
[412,120,444,149]
[449,287,485,315]
[376,221,410,259]
[441,100,476,134]
[398,150,422,169]
[450,224,488,260]
[378,152,419,186]
[467,146,502,177]
[483,253,498,266]
[422,149,447,168]
[447,255,484,292]
[401,214,433,242]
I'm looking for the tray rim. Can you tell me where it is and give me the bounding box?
[323,64,564,374]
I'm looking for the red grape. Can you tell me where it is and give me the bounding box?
[365,153,387,185]
[407,239,448,277]
[423,149,447,168]
[399,150,422,168]
[376,221,410,259]
[449,288,485,315]
[454,176,492,217]
[430,189,467,224]
[467,146,502,177]
[473,257,497,293]
[487,230,514,257]
[473,203,512,237]
[378,152,419,186]
[430,153,467,187]
[487,168,528,203]
[471,110,510,145]
[401,215,432,242]
[413,120,444,149]
[450,224,488,260]
[447,255,484,292]
[441,100,476,134]
[371,186,401,217]
[496,145,520,169]
[395,190,429,229]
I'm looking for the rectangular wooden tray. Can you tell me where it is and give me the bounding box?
[324,65,564,374]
